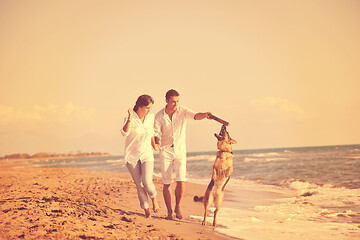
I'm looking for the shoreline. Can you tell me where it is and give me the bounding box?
[0,153,112,166]
[0,164,233,240]
[2,158,360,239]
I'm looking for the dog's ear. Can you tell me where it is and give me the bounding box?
[214,133,222,140]
[230,139,237,144]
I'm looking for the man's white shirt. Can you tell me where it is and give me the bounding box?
[121,112,155,165]
[154,106,196,157]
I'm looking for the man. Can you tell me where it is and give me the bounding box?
[154,89,211,220]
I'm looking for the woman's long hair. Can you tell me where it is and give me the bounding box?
[133,95,154,112]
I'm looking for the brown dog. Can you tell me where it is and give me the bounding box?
[202,125,237,226]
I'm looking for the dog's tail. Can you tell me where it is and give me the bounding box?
[193,196,204,202]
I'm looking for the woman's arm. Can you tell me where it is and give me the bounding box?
[122,108,133,133]
[151,136,160,151]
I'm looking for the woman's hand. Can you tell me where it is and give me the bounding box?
[122,108,133,134]
[151,136,160,151]
[127,108,133,121]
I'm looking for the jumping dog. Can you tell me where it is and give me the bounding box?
[201,125,237,226]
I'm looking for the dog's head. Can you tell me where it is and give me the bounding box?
[214,125,237,151]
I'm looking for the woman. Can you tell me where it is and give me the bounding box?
[121,94,159,218]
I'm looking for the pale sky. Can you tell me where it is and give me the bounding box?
[1,0,359,156]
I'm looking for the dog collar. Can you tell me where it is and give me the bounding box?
[219,150,233,154]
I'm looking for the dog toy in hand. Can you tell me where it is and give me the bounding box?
[209,114,229,126]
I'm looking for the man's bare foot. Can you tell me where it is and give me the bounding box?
[175,206,183,220]
[145,208,151,218]
[165,212,173,220]
[152,198,160,213]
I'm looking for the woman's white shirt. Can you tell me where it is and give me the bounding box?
[121,112,155,165]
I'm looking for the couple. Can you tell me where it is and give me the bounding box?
[121,89,211,219]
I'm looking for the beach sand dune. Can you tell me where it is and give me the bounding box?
[0,167,228,240]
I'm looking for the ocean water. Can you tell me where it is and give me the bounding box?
[5,144,360,239]
[188,144,360,189]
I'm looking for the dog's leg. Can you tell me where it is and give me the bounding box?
[222,176,230,191]
[202,193,212,225]
[225,166,233,177]
[213,194,221,227]
[202,205,208,225]
[214,181,227,226]
[212,167,217,181]
[213,208,218,226]
[202,179,214,225]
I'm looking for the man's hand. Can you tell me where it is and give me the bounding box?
[205,112,212,119]
[194,112,212,120]
[208,114,229,126]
